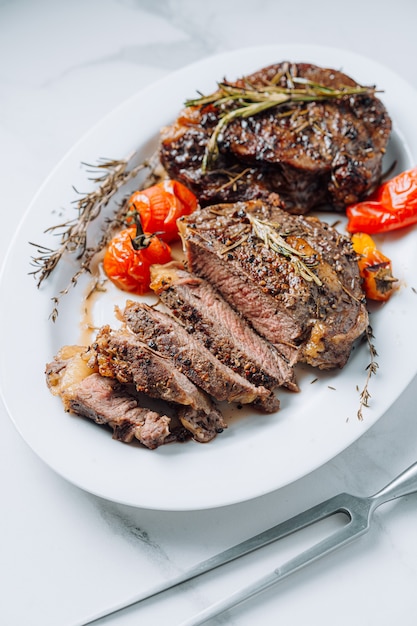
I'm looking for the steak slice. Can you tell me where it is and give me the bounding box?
[160,61,391,213]
[45,347,189,448]
[150,264,298,392]
[179,201,368,369]
[93,325,226,442]
[68,373,179,449]
[122,301,279,413]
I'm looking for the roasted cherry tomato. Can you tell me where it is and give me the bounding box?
[347,166,417,234]
[103,226,172,294]
[351,232,397,302]
[126,180,198,243]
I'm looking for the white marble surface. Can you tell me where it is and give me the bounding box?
[1,1,417,624]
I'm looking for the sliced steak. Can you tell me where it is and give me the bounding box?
[179,201,368,369]
[47,344,224,445]
[46,347,189,448]
[160,61,391,213]
[93,325,226,442]
[122,301,279,413]
[151,264,297,391]
[68,373,178,449]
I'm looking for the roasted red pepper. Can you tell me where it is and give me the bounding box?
[346,166,417,234]
[351,232,397,301]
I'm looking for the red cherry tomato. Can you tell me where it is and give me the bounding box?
[126,180,198,243]
[103,226,172,294]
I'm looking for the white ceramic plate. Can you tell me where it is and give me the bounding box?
[1,44,417,511]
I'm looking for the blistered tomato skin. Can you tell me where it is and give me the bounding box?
[103,226,172,294]
[126,180,198,243]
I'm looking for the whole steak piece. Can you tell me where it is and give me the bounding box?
[179,201,369,370]
[160,61,391,213]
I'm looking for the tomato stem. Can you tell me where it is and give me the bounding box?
[130,214,154,250]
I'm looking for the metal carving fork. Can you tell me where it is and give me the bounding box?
[78,461,417,626]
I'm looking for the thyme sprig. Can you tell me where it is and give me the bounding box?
[357,324,379,421]
[186,78,376,172]
[30,151,161,319]
[247,214,322,286]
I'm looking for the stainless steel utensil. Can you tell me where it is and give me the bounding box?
[78,461,417,626]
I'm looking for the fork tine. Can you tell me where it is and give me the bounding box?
[75,493,353,626]
[179,520,367,626]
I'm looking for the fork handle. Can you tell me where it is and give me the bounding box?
[371,461,417,508]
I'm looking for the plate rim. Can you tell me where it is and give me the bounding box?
[1,43,417,511]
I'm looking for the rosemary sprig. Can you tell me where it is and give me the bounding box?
[357,324,379,421]
[31,156,143,285]
[247,214,322,286]
[30,151,161,319]
[186,78,376,172]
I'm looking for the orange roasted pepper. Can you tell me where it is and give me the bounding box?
[351,232,397,302]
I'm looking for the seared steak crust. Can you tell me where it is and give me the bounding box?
[160,61,391,213]
[151,265,297,391]
[122,300,279,412]
[180,201,368,369]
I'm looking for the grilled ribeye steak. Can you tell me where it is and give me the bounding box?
[160,61,391,213]
[179,201,368,369]
[122,300,279,412]
[93,325,227,442]
[150,264,298,391]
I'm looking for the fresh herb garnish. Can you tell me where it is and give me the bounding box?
[30,152,161,319]
[186,77,376,172]
[247,214,322,286]
[357,325,379,420]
